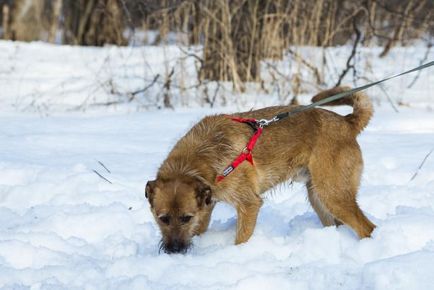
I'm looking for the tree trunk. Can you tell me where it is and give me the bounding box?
[10,0,44,41]
[157,0,169,44]
[2,4,10,40]
[48,0,63,43]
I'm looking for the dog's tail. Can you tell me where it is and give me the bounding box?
[311,86,373,134]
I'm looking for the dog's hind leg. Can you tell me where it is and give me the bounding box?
[308,148,376,238]
[306,181,341,227]
[319,192,375,238]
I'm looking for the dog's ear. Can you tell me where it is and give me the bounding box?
[195,181,212,207]
[145,180,157,207]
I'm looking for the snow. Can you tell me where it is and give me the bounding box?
[1,41,434,289]
[1,41,433,113]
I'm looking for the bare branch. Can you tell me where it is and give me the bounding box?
[97,160,111,174]
[409,148,434,182]
[92,169,112,184]
[407,41,432,88]
[335,21,361,87]
[287,48,323,85]
[128,74,161,101]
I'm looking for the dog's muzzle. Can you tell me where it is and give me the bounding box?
[160,239,191,254]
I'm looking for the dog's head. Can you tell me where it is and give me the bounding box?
[145,176,212,254]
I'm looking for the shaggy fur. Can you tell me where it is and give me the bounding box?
[146,86,376,253]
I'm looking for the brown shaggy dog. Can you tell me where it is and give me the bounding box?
[146,86,376,254]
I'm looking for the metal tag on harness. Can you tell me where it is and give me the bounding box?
[222,165,234,176]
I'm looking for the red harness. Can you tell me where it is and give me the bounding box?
[216,117,263,182]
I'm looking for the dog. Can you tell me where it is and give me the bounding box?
[146,86,376,254]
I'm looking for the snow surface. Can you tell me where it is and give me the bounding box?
[1,41,434,290]
[1,41,433,113]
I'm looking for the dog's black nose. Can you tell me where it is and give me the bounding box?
[164,239,188,254]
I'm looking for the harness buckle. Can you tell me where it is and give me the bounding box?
[257,116,278,128]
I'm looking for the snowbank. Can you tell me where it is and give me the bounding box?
[0,41,433,113]
[1,107,434,289]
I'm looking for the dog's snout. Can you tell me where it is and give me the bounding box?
[171,239,182,252]
[164,238,188,254]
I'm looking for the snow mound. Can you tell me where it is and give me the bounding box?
[1,106,434,289]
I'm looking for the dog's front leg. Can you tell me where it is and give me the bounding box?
[195,202,216,235]
[235,196,263,244]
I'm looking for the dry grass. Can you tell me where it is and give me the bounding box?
[1,0,432,99]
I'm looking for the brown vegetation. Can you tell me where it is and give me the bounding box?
[63,0,127,46]
[0,0,432,88]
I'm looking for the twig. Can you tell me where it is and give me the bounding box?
[377,84,399,113]
[97,160,111,174]
[163,67,175,109]
[359,76,399,113]
[409,148,434,182]
[205,82,221,108]
[265,62,291,82]
[407,41,432,88]
[264,62,294,102]
[177,46,204,65]
[128,74,160,101]
[287,48,323,85]
[335,20,361,87]
[92,169,112,184]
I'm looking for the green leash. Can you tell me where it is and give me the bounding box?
[256,60,434,127]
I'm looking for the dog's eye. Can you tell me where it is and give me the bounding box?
[179,215,193,224]
[159,215,170,225]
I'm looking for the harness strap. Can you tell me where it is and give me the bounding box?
[216,118,263,182]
